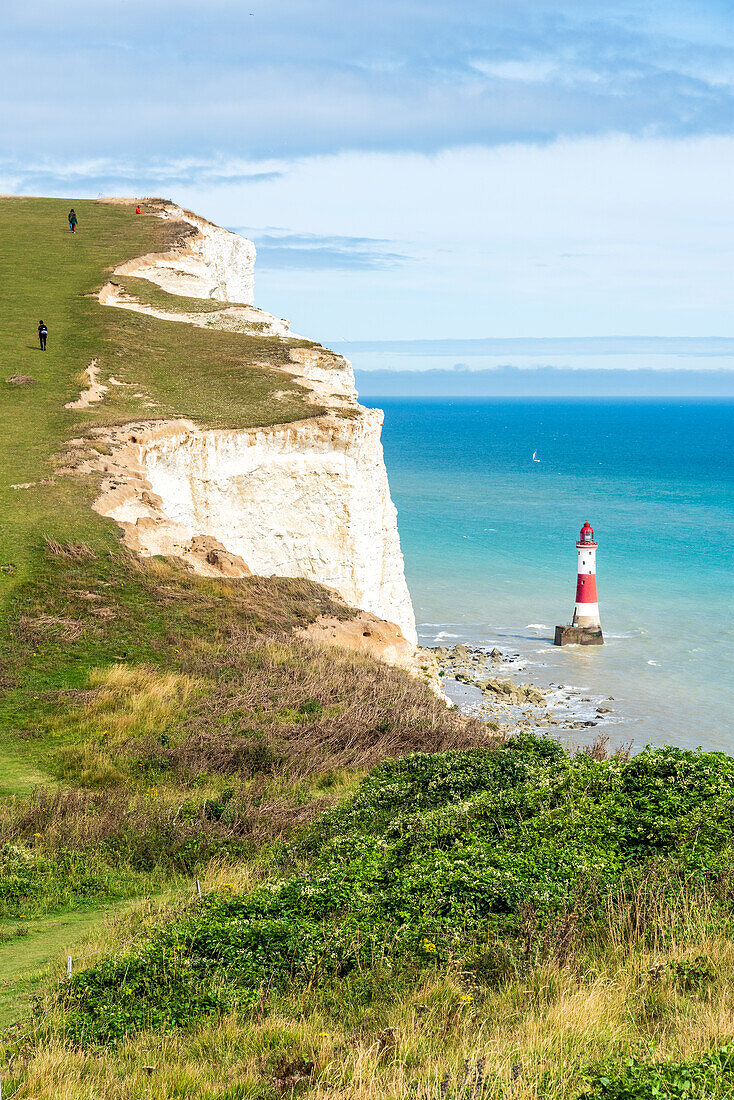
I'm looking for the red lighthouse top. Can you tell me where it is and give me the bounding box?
[576,522,598,549]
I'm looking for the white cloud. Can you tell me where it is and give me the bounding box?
[7,134,733,341]
[470,59,559,83]
[139,134,734,340]
[4,0,734,161]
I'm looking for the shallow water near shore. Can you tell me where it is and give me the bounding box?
[373,397,734,752]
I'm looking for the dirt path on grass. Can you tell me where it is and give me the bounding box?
[65,359,106,410]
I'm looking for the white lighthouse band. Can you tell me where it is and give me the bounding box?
[573,604,600,622]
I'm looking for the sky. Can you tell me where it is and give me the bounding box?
[4,0,734,352]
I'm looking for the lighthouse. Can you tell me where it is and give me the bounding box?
[554,522,604,646]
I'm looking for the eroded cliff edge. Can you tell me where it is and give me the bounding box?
[91,200,418,647]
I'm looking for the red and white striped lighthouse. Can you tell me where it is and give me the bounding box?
[555,522,604,646]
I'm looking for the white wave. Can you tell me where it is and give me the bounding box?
[436,631,459,639]
[526,623,549,630]
[648,660,660,666]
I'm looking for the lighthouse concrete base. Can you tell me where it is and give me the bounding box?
[554,625,604,647]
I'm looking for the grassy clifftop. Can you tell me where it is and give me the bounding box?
[0,198,319,598]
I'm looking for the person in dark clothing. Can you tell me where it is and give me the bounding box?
[38,321,47,350]
[68,209,78,233]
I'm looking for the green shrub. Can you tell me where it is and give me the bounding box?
[665,955,716,994]
[580,1047,734,1098]
[55,736,734,1043]
[0,841,140,916]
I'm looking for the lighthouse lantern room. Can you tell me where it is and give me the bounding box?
[554,522,604,646]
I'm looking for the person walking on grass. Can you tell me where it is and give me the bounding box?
[38,321,47,351]
[68,208,78,233]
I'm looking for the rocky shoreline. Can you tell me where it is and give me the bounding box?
[431,643,615,738]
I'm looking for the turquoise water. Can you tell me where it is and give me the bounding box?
[374,399,734,751]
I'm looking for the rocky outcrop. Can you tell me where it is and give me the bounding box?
[111,203,256,303]
[300,612,440,693]
[98,281,294,341]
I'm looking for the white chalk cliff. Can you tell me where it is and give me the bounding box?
[93,201,417,645]
[113,204,257,304]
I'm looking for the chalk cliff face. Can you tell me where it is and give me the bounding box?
[93,201,418,645]
[113,204,256,303]
[98,413,416,643]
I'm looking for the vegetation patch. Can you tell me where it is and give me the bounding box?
[51,736,734,1044]
[580,1047,734,1099]
[115,275,245,314]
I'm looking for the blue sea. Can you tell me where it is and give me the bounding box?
[372,399,734,752]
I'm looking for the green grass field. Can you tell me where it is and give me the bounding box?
[2,198,734,1100]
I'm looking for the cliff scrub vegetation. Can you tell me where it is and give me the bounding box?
[48,736,734,1037]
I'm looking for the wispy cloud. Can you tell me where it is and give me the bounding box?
[7,2,734,346]
[354,365,734,397]
[236,230,410,271]
[4,1,734,164]
[0,157,283,196]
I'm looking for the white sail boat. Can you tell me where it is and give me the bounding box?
[532,450,540,462]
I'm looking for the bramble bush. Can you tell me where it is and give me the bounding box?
[580,1047,734,1098]
[0,841,139,917]
[56,735,734,1043]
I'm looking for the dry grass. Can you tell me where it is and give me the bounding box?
[17,616,89,643]
[42,539,96,561]
[0,631,488,856]
[8,934,734,1099]
[47,636,488,789]
[168,634,486,777]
